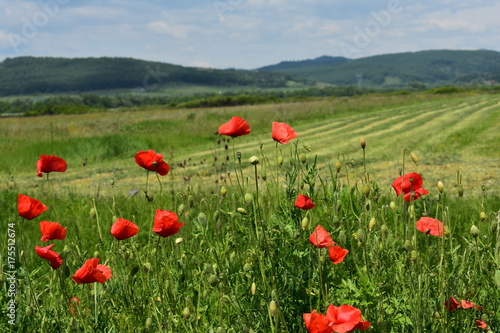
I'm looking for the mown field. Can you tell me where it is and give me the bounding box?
[1,92,500,332]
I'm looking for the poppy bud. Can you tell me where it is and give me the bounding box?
[208,274,219,287]
[335,160,341,173]
[299,153,307,164]
[213,210,220,221]
[90,207,96,219]
[175,237,184,244]
[243,262,252,272]
[369,217,376,231]
[220,186,227,197]
[408,205,415,219]
[229,251,236,264]
[338,230,347,244]
[277,155,283,167]
[145,318,153,329]
[178,204,185,216]
[356,228,366,244]
[110,178,115,186]
[143,262,152,273]
[130,265,139,276]
[182,307,191,319]
[470,225,479,238]
[236,152,242,161]
[457,184,464,198]
[188,195,194,207]
[301,217,309,230]
[303,143,311,152]
[361,184,371,197]
[216,328,226,333]
[403,240,412,251]
[434,312,441,320]
[410,152,419,166]
[437,181,444,193]
[381,224,389,240]
[93,251,100,258]
[197,212,207,225]
[251,282,257,295]
[360,136,366,149]
[25,305,33,317]
[269,301,277,316]
[237,207,247,215]
[389,201,396,211]
[245,193,253,205]
[261,169,267,181]
[411,250,418,262]
[480,212,486,222]
[249,156,259,165]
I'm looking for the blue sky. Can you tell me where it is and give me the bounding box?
[1,0,499,69]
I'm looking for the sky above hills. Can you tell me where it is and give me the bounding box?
[0,0,499,69]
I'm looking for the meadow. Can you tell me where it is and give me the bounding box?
[1,91,500,332]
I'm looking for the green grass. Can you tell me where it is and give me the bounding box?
[1,92,500,332]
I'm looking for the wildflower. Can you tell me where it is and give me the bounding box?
[18,194,47,220]
[416,217,444,237]
[328,245,349,264]
[295,194,316,210]
[309,225,335,248]
[475,319,490,330]
[445,297,482,311]
[39,221,66,241]
[391,172,429,202]
[35,244,63,269]
[134,150,170,176]
[303,304,371,333]
[272,122,298,144]
[152,209,184,237]
[37,154,67,177]
[72,258,112,284]
[111,218,139,240]
[218,116,251,137]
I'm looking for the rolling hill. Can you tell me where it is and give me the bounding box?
[258,49,500,87]
[0,56,303,96]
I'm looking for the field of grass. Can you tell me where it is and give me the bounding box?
[1,92,500,332]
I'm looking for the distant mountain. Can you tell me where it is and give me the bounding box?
[0,56,302,96]
[258,50,500,87]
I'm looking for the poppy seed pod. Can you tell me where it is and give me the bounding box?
[249,156,259,165]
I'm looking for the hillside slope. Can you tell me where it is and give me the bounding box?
[258,49,500,87]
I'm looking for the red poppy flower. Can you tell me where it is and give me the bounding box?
[416,217,444,237]
[445,297,460,311]
[218,116,251,137]
[328,245,349,264]
[391,172,429,202]
[325,304,371,332]
[134,150,170,175]
[272,122,298,144]
[111,218,139,240]
[152,209,184,237]
[309,225,335,248]
[35,244,63,269]
[475,319,490,330]
[304,304,371,333]
[18,194,47,220]
[37,154,67,177]
[295,194,316,210]
[303,310,332,333]
[39,221,67,241]
[445,297,482,311]
[72,258,112,284]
